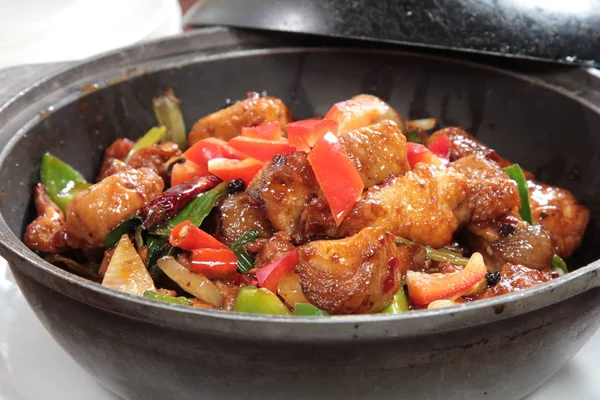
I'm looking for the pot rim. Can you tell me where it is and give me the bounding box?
[1,27,599,338]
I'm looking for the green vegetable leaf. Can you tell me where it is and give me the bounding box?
[552,254,568,274]
[125,126,167,162]
[146,235,171,279]
[143,290,192,306]
[104,215,144,248]
[153,89,187,150]
[293,303,329,316]
[503,164,533,224]
[231,229,261,273]
[380,287,409,314]
[40,153,91,212]
[406,130,423,144]
[151,181,228,236]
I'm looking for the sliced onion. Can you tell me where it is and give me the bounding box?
[157,256,224,307]
[102,234,155,296]
[427,299,458,309]
[407,118,437,131]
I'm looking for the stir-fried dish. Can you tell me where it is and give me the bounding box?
[24,92,590,315]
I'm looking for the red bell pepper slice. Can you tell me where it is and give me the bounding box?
[228,136,295,162]
[169,220,227,251]
[428,134,450,161]
[308,132,364,226]
[287,119,339,152]
[184,137,249,168]
[207,157,264,186]
[190,248,239,279]
[170,160,208,187]
[406,252,488,305]
[256,249,298,293]
[241,122,282,140]
[406,142,444,168]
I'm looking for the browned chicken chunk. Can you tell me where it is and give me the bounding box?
[97,139,181,182]
[467,215,554,271]
[24,183,67,253]
[529,181,590,258]
[219,192,273,246]
[451,155,520,223]
[248,120,410,243]
[431,127,534,179]
[253,231,295,269]
[127,142,182,182]
[296,227,407,314]
[338,120,410,186]
[188,94,293,145]
[335,94,407,134]
[474,263,552,300]
[302,163,468,248]
[247,152,319,244]
[65,162,164,249]
[97,138,134,180]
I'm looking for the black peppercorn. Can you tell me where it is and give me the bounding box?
[486,271,501,286]
[227,179,246,194]
[499,224,516,237]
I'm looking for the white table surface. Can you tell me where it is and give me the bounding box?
[1,257,599,399]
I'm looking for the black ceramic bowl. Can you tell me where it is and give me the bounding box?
[1,29,600,400]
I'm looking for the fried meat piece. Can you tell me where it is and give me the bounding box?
[451,155,520,223]
[296,227,408,314]
[529,181,590,258]
[24,183,67,253]
[65,162,164,249]
[219,192,273,246]
[188,94,292,145]
[467,215,554,272]
[248,120,410,243]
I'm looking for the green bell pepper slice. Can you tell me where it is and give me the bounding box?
[551,254,568,275]
[381,287,409,314]
[40,153,91,212]
[292,303,329,316]
[233,286,291,315]
[503,164,533,224]
[125,126,167,162]
[143,290,192,306]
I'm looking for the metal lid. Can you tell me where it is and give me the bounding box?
[184,0,600,67]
